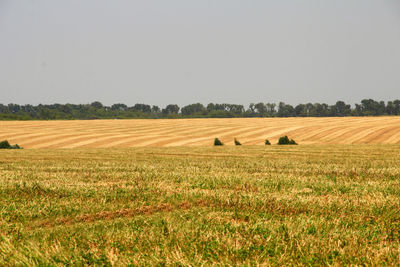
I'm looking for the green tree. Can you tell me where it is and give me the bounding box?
[90,101,104,109]
[181,103,206,116]
[278,102,296,117]
[332,101,351,116]
[162,104,180,115]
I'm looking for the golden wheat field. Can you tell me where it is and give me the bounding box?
[1,117,400,148]
[2,117,400,264]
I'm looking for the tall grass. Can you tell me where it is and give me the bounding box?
[0,145,399,265]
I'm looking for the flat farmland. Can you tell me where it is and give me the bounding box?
[2,117,400,148]
[1,145,400,265]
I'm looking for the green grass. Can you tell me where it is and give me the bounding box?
[0,145,400,265]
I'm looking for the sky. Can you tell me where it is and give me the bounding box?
[1,0,400,107]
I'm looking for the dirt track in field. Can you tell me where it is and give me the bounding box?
[1,117,400,148]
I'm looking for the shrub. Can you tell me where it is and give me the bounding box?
[214,138,224,146]
[0,140,11,149]
[278,136,297,145]
[265,139,271,145]
[278,136,290,145]
[0,140,23,149]
[234,138,242,146]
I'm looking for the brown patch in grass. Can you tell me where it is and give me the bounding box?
[28,200,210,230]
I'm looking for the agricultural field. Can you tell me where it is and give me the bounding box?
[1,145,400,265]
[1,116,400,148]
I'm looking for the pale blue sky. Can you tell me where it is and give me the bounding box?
[1,0,400,106]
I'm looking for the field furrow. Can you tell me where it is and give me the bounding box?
[1,117,400,148]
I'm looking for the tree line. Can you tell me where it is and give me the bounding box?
[1,99,400,120]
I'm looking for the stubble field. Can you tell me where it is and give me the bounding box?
[2,117,400,148]
[1,145,400,265]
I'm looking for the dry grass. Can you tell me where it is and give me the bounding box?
[0,145,400,265]
[1,117,400,148]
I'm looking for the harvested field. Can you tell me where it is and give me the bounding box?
[1,145,400,265]
[1,117,400,148]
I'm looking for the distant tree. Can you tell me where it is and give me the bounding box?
[213,103,227,111]
[90,101,104,109]
[278,102,296,117]
[132,104,152,113]
[295,104,307,117]
[378,101,386,115]
[314,103,331,117]
[2,99,400,120]
[181,103,206,116]
[207,103,240,117]
[265,103,277,116]
[332,101,351,116]
[353,103,362,116]
[265,139,271,145]
[359,99,384,116]
[228,104,245,115]
[307,103,316,116]
[254,102,267,116]
[386,100,400,115]
[111,103,127,111]
[393,100,400,115]
[151,105,161,114]
[61,104,73,114]
[162,104,180,115]
[39,108,55,120]
[293,103,317,117]
[248,103,256,114]
[386,101,395,115]
[207,103,216,112]
[7,103,20,113]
